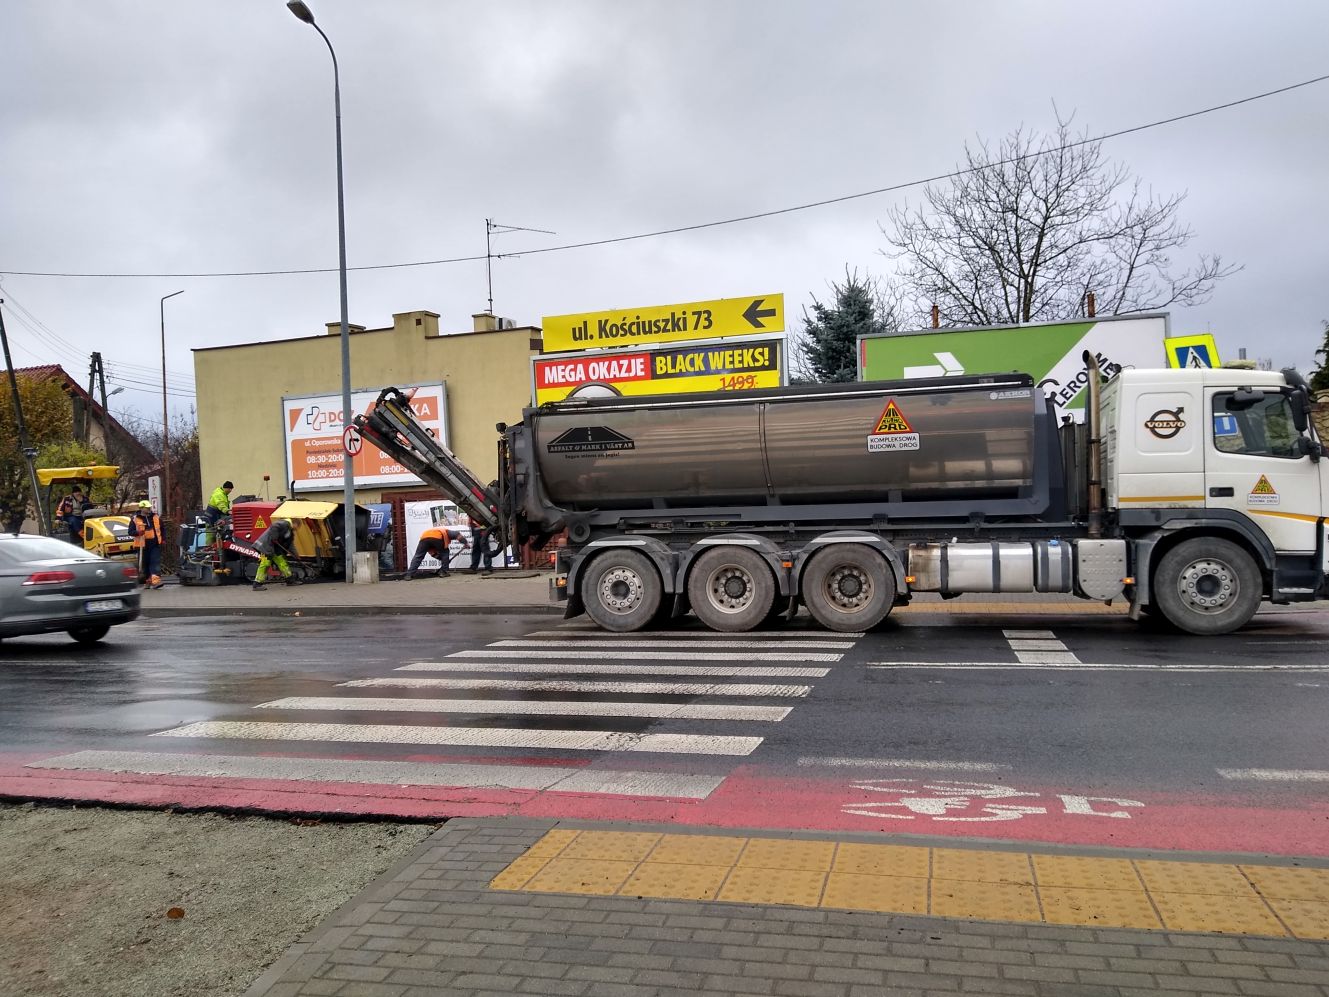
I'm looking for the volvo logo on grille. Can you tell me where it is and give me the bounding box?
[1145,407,1186,440]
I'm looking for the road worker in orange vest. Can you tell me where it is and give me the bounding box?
[405,524,468,579]
[129,500,164,589]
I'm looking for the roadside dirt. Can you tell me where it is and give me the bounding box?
[0,802,435,997]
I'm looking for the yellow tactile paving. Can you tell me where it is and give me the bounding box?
[559,830,660,862]
[523,857,637,895]
[1039,886,1163,929]
[1151,891,1286,935]
[718,866,827,906]
[931,878,1041,921]
[736,837,836,872]
[1243,865,1329,902]
[833,842,929,878]
[489,829,1329,940]
[1135,860,1259,897]
[647,833,747,866]
[1267,899,1329,940]
[621,862,729,901]
[932,847,1033,885]
[823,872,928,914]
[1033,854,1141,892]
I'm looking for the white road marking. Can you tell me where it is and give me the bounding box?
[549,624,863,638]
[450,649,841,662]
[399,661,830,678]
[796,756,1012,772]
[256,696,791,722]
[152,721,764,755]
[1014,650,1081,664]
[490,638,855,650]
[342,677,811,697]
[1216,768,1329,782]
[1007,639,1069,651]
[1002,629,1057,638]
[870,662,1329,672]
[524,629,862,640]
[24,749,726,798]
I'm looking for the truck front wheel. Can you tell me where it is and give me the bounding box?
[582,549,663,632]
[1152,537,1262,635]
[802,544,894,632]
[687,547,775,632]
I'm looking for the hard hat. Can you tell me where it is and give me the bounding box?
[138,500,153,509]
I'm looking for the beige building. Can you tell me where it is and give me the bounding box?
[194,310,540,504]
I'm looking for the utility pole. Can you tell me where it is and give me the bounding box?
[90,352,111,465]
[0,298,46,534]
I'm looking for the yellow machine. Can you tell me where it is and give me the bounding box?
[272,500,342,561]
[37,466,135,558]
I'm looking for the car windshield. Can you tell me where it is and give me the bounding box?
[0,537,98,563]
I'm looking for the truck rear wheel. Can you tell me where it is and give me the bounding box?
[687,547,775,632]
[583,549,663,632]
[1152,537,1262,635]
[803,544,894,632]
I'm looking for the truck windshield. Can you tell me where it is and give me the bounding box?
[1212,391,1302,459]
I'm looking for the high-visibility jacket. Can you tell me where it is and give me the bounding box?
[130,512,161,547]
[421,527,466,546]
[207,486,232,515]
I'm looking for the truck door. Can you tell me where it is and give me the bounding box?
[1204,386,1322,554]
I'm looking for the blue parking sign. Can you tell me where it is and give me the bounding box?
[1213,413,1239,437]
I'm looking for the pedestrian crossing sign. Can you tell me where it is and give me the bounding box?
[1164,334,1221,370]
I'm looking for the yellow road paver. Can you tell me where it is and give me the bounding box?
[491,829,1329,940]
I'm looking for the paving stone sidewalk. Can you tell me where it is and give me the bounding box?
[244,818,1329,997]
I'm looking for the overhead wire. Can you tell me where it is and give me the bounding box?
[0,71,1325,280]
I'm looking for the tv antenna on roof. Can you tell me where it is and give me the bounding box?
[485,218,555,316]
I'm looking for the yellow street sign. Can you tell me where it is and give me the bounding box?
[542,293,784,352]
[1164,334,1220,369]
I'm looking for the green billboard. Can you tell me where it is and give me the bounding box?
[857,314,1168,418]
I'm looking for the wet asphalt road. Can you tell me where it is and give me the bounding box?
[1,608,1326,819]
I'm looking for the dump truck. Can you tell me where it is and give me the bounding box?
[354,354,1328,635]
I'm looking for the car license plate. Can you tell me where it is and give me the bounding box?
[86,599,123,612]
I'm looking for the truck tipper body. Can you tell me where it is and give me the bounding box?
[355,355,1328,635]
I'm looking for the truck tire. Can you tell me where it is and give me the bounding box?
[802,544,894,632]
[583,549,663,632]
[687,547,775,632]
[1152,537,1262,636]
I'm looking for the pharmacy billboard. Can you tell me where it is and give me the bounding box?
[857,314,1168,419]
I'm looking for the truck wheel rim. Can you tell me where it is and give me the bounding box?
[826,565,871,611]
[599,567,644,614]
[706,565,755,614]
[1177,558,1237,614]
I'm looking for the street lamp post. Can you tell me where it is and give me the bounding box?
[287,0,356,583]
[160,289,184,519]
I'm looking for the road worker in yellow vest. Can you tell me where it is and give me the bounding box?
[252,518,303,591]
[129,500,164,589]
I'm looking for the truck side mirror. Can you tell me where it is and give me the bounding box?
[1288,388,1312,434]
[1227,388,1265,410]
[1293,435,1322,462]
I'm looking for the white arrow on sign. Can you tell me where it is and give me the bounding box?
[342,426,363,457]
[904,352,965,379]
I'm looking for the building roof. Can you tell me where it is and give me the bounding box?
[7,364,154,465]
[191,322,541,354]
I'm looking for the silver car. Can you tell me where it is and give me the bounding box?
[0,534,141,644]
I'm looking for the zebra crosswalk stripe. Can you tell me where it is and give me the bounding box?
[255,696,792,722]
[398,661,830,678]
[151,720,764,756]
[339,677,812,697]
[450,648,841,662]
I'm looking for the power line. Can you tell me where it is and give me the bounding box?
[0,71,1325,281]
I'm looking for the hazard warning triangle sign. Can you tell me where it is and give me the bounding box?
[873,400,913,434]
[255,516,267,529]
[1251,475,1276,495]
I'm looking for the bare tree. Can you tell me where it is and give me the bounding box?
[881,117,1239,327]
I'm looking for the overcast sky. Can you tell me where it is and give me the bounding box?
[2,0,1327,424]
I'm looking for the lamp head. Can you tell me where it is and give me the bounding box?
[287,1,316,24]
